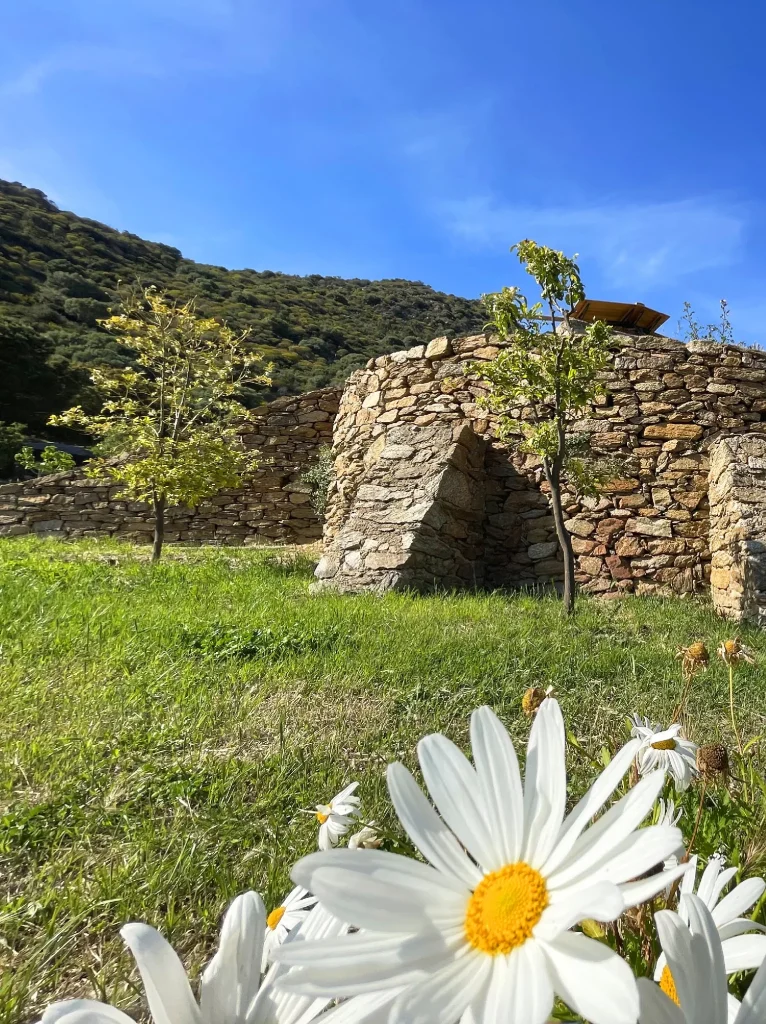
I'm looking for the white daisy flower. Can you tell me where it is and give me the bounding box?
[638,894,766,1024]
[38,893,346,1024]
[263,885,319,968]
[314,782,361,850]
[655,854,766,981]
[276,699,688,1024]
[630,715,698,792]
[349,823,383,850]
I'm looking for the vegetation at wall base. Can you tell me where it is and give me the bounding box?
[1,538,764,1024]
[0,179,483,437]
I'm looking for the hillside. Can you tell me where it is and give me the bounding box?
[0,179,483,433]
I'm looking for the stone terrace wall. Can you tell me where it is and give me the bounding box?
[709,434,766,624]
[0,388,340,546]
[319,332,766,596]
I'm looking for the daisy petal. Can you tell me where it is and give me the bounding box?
[387,762,482,888]
[708,868,739,909]
[278,931,459,997]
[738,957,766,1024]
[200,892,264,1024]
[697,857,725,906]
[542,738,641,877]
[290,849,466,933]
[390,951,491,1024]
[546,772,666,889]
[119,924,202,1024]
[470,706,525,868]
[719,934,766,974]
[503,940,555,1024]
[41,1002,136,1024]
[713,880,766,927]
[417,733,496,869]
[586,826,685,889]
[541,931,639,1024]
[275,928,459,973]
[718,920,766,941]
[637,978,686,1024]
[522,698,567,868]
[654,908,698,1018]
[307,990,399,1024]
[684,894,727,1024]
[535,882,624,940]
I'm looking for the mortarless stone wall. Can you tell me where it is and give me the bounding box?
[0,388,340,546]
[709,434,766,625]
[316,330,766,604]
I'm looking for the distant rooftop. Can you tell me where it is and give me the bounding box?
[571,300,669,334]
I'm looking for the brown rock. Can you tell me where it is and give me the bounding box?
[643,423,704,441]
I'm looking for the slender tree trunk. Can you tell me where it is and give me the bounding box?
[152,494,166,563]
[545,457,576,616]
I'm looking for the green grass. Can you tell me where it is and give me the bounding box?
[1,538,765,1023]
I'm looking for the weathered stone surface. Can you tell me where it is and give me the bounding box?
[625,517,673,538]
[643,423,704,441]
[0,387,339,547]
[709,435,766,625]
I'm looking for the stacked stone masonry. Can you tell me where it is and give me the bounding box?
[709,435,766,625]
[315,331,766,618]
[0,388,340,546]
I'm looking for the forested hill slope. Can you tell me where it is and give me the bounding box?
[0,179,483,432]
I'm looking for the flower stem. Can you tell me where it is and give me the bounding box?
[729,663,745,760]
[686,778,708,862]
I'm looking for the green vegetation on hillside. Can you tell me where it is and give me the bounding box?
[1,538,764,1023]
[0,180,483,433]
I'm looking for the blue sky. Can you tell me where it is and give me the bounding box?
[1,0,764,340]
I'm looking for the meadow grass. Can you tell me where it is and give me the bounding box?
[1,537,765,1023]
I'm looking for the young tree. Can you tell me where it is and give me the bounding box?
[475,240,612,615]
[50,288,271,562]
[15,444,76,476]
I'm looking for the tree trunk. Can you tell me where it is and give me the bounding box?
[152,495,166,563]
[546,458,576,616]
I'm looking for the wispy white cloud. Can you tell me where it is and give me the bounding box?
[439,195,748,287]
[0,45,165,98]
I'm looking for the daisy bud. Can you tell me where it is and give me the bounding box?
[717,638,756,666]
[348,823,383,850]
[696,743,730,782]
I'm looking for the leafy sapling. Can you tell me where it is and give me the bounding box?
[475,240,612,614]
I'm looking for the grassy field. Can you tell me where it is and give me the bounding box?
[1,538,765,1024]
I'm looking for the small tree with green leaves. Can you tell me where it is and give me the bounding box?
[50,288,271,562]
[475,240,612,614]
[14,445,76,477]
[301,445,334,516]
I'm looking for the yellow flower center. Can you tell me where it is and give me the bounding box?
[316,811,329,823]
[464,862,548,955]
[266,906,286,930]
[659,965,680,1006]
[651,738,677,750]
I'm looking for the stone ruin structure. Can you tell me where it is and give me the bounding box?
[0,388,339,547]
[314,330,766,626]
[3,324,766,625]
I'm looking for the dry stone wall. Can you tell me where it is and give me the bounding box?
[0,388,340,546]
[709,435,766,625]
[317,331,766,605]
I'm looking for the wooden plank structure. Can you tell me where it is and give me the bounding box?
[571,300,669,333]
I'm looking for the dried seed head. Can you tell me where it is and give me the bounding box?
[521,685,554,717]
[677,641,709,677]
[696,743,730,781]
[718,638,756,666]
